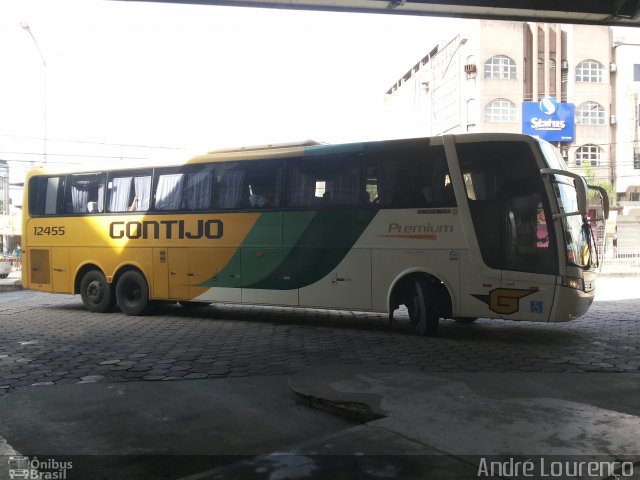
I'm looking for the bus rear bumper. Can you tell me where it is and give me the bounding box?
[550,285,595,322]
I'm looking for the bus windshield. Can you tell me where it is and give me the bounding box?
[538,140,591,268]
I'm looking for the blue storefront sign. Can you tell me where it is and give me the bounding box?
[522,98,575,142]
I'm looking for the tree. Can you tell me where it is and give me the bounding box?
[579,164,615,207]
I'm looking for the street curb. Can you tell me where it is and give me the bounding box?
[0,282,22,292]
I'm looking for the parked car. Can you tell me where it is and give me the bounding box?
[0,254,13,278]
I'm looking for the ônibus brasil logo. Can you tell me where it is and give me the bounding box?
[8,456,73,479]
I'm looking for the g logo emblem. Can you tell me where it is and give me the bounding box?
[472,289,535,315]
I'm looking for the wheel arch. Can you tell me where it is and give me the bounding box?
[387,268,454,319]
[74,262,107,295]
[112,262,148,290]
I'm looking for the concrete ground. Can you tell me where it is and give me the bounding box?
[0,273,639,479]
[0,376,356,479]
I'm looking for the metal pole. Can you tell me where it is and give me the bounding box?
[20,22,47,164]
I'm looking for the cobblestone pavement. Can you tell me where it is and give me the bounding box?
[0,279,639,396]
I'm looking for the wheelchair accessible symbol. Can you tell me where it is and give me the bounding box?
[530,301,544,314]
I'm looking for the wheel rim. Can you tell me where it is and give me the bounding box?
[408,287,422,326]
[122,279,141,304]
[86,279,104,305]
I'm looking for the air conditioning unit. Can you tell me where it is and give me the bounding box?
[464,64,477,74]
[610,63,617,72]
[561,60,569,70]
[610,115,617,125]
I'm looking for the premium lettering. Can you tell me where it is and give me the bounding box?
[109,219,223,240]
[388,223,453,234]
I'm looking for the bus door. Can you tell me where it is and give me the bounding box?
[188,247,242,302]
[298,247,372,310]
[454,139,558,320]
[27,247,70,293]
[498,187,557,320]
[27,248,52,292]
[241,247,298,306]
[51,247,71,293]
[162,247,242,302]
[167,248,189,299]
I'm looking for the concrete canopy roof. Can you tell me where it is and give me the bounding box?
[116,0,640,26]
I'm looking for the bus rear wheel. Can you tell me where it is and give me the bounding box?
[116,270,150,316]
[80,270,115,313]
[407,278,439,336]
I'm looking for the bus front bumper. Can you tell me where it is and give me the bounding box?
[550,281,596,323]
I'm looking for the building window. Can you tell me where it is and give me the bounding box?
[576,60,604,83]
[466,98,478,126]
[484,55,517,80]
[484,99,517,122]
[576,102,605,125]
[575,144,601,167]
[634,150,640,169]
[634,64,640,81]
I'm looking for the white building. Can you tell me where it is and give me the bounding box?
[0,160,21,254]
[385,21,638,201]
[612,31,640,206]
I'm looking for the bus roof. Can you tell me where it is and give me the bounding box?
[188,138,365,164]
[206,139,323,154]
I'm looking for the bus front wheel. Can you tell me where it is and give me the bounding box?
[116,270,149,316]
[80,270,115,313]
[407,278,439,336]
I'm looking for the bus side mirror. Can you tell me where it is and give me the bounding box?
[587,185,610,221]
[540,168,588,218]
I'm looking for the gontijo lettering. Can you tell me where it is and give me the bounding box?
[109,219,223,239]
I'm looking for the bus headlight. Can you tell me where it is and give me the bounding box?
[561,276,584,291]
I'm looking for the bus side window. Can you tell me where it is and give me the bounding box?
[284,154,363,208]
[154,171,185,211]
[245,159,283,209]
[107,172,151,212]
[215,163,247,209]
[28,176,65,216]
[64,173,106,214]
[184,168,214,210]
[366,140,453,208]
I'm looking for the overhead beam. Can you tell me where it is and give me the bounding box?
[115,0,640,25]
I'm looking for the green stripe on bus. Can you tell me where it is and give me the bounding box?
[248,209,376,290]
[195,211,316,289]
[195,209,376,291]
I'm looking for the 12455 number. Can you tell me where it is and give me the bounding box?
[33,226,66,236]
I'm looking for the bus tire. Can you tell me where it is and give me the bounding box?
[80,270,115,313]
[408,278,439,336]
[116,270,149,316]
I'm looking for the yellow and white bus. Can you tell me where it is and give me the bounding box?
[22,134,607,335]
